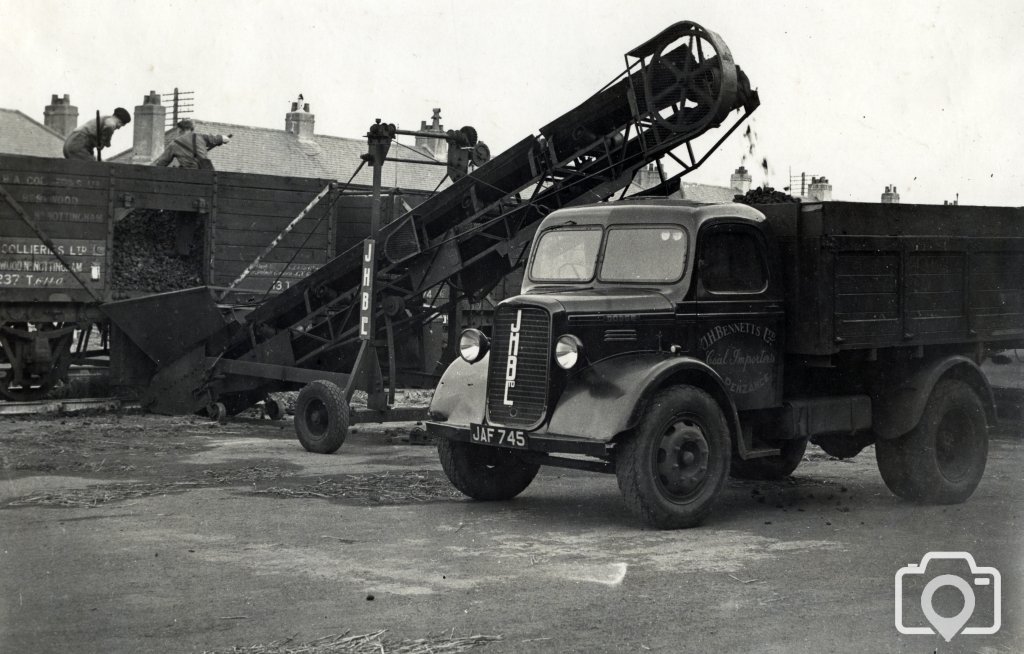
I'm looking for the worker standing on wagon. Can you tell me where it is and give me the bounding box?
[152,119,231,170]
[62,108,131,161]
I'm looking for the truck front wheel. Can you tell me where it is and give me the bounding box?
[438,438,540,501]
[616,386,731,529]
[875,379,988,504]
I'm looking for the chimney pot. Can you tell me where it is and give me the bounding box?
[730,164,753,194]
[43,93,78,137]
[131,91,166,164]
[415,108,447,160]
[286,100,315,140]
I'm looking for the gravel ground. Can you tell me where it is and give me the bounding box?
[1,408,1021,653]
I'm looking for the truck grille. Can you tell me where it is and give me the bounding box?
[486,305,550,428]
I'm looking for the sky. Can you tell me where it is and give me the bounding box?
[1,1,1022,206]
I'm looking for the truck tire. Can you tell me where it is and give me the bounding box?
[730,438,808,480]
[437,438,540,501]
[294,380,349,454]
[875,379,988,504]
[615,386,731,529]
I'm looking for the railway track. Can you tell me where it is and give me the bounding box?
[0,396,133,416]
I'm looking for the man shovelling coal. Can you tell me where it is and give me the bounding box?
[62,107,131,161]
[152,118,232,170]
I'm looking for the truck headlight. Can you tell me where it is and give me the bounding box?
[554,334,584,369]
[459,328,489,363]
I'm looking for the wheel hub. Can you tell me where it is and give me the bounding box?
[304,400,328,437]
[656,418,710,498]
[935,408,973,481]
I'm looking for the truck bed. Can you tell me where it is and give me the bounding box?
[758,201,1024,356]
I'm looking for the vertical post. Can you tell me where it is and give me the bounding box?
[359,120,391,342]
[347,120,395,409]
[173,87,179,127]
[95,110,103,162]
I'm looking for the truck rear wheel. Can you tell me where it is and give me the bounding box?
[294,380,349,454]
[437,438,540,501]
[615,386,730,529]
[875,379,988,504]
[730,438,808,480]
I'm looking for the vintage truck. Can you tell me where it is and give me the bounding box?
[426,198,1024,528]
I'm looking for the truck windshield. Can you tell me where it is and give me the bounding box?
[530,225,688,284]
[529,227,603,282]
[601,226,687,282]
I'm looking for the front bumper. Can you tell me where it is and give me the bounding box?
[426,422,611,458]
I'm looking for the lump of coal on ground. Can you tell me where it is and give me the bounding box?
[733,186,801,205]
[113,210,204,292]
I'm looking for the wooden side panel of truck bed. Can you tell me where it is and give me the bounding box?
[758,201,1024,356]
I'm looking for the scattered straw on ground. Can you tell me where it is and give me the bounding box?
[205,630,500,654]
[5,481,202,508]
[4,465,292,508]
[251,470,462,505]
[204,465,289,485]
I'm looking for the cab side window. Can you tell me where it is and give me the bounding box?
[700,228,768,293]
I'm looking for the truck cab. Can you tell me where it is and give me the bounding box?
[428,199,787,527]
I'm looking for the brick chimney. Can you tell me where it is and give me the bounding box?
[131,91,167,164]
[730,165,752,194]
[808,176,832,201]
[635,163,662,190]
[43,94,78,137]
[285,97,315,141]
[415,108,447,160]
[881,184,900,204]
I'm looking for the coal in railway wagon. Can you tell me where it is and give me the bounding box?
[0,153,391,399]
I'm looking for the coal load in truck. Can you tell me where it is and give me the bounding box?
[734,185,800,205]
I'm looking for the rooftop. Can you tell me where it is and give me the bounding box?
[109,118,450,192]
[0,109,65,158]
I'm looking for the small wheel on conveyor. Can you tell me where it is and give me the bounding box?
[206,401,229,424]
[294,380,349,454]
[263,396,285,421]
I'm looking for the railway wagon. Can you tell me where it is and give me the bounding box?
[0,153,422,400]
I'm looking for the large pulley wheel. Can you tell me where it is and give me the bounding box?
[0,322,77,401]
[641,22,739,137]
[294,380,349,454]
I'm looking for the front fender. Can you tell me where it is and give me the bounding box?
[428,353,489,426]
[547,352,742,443]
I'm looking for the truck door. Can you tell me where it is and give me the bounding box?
[694,222,784,410]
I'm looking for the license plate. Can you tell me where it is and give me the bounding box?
[470,423,529,449]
